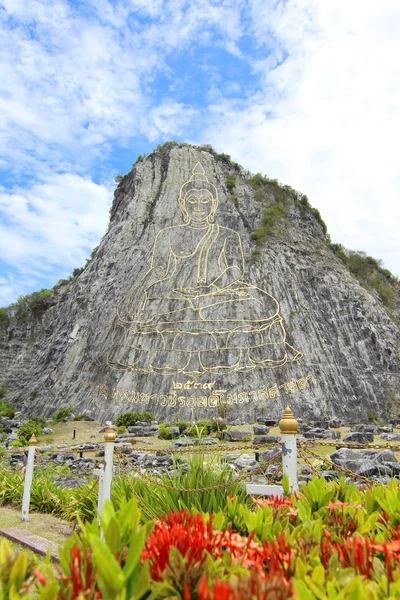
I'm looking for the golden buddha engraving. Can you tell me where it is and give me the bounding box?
[107,162,302,376]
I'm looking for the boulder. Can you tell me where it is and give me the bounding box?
[311,421,330,429]
[351,424,376,434]
[253,424,270,435]
[234,454,257,469]
[253,435,280,445]
[256,418,277,427]
[257,446,281,463]
[222,430,251,442]
[81,410,95,421]
[304,428,340,440]
[343,432,374,444]
[127,425,159,437]
[253,435,276,445]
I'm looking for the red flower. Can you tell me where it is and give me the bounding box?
[198,571,293,600]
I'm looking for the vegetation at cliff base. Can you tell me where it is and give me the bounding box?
[3,478,400,598]
[115,411,154,427]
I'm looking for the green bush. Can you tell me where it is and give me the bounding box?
[10,438,28,447]
[226,173,238,201]
[247,172,267,189]
[158,425,172,440]
[251,202,287,246]
[72,267,84,278]
[187,419,227,436]
[156,140,179,152]
[12,289,53,322]
[18,418,45,440]
[197,145,241,170]
[0,307,10,327]
[331,246,397,308]
[115,411,154,428]
[73,413,85,421]
[0,400,14,418]
[52,407,74,422]
[0,381,7,404]
[172,420,189,434]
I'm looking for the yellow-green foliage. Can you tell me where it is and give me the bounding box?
[331,245,397,307]
[251,202,287,246]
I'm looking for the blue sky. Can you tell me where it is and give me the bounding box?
[1,0,399,306]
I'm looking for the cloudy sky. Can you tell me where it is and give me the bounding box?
[1,0,399,306]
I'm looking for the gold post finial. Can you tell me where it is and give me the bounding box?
[104,424,117,442]
[28,433,37,446]
[279,406,298,434]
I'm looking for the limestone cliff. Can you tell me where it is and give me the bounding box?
[0,143,399,422]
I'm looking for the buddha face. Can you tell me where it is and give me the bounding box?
[181,189,215,224]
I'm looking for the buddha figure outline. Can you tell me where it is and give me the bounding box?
[107,162,302,376]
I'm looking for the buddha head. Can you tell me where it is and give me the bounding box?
[179,162,218,224]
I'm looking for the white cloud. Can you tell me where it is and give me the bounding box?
[203,0,400,276]
[0,0,245,174]
[1,0,399,308]
[0,173,112,305]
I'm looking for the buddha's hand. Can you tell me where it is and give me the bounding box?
[174,284,218,297]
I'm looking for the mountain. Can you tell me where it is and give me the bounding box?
[1,142,399,423]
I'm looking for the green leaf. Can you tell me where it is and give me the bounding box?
[282,473,290,495]
[293,579,318,599]
[294,556,308,580]
[9,552,28,589]
[123,527,146,581]
[36,580,60,600]
[89,534,125,599]
[341,576,367,600]
[304,575,328,600]
[103,516,121,556]
[312,564,325,587]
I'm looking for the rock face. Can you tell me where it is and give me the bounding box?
[0,144,399,422]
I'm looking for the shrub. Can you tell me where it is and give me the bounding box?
[18,418,45,440]
[115,411,154,427]
[158,425,172,440]
[52,407,74,422]
[12,289,53,322]
[187,419,227,436]
[251,202,287,246]
[247,172,267,189]
[172,420,189,434]
[0,307,9,327]
[197,145,241,170]
[0,400,14,419]
[156,140,179,151]
[72,267,84,278]
[10,438,28,447]
[331,246,397,308]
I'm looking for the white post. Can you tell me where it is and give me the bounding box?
[279,407,299,493]
[21,433,37,521]
[98,425,116,517]
[93,465,104,519]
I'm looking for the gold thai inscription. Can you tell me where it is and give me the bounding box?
[88,374,316,407]
[172,380,215,390]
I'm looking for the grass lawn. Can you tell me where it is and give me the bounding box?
[0,505,73,543]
